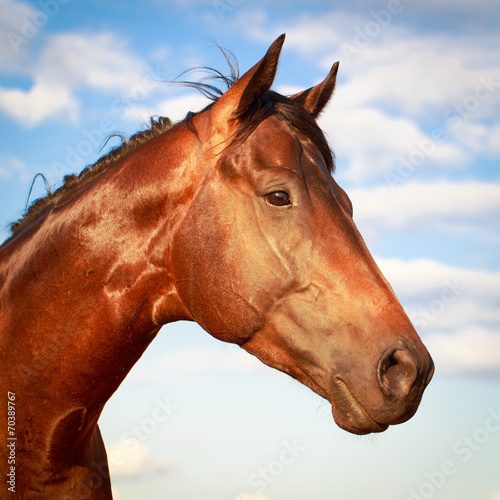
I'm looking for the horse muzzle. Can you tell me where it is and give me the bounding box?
[330,339,434,435]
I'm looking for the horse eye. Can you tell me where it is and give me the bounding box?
[265,191,291,207]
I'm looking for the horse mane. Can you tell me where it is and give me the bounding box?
[10,52,334,236]
[10,116,174,235]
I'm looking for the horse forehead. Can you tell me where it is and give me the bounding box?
[248,117,333,190]
[245,118,303,166]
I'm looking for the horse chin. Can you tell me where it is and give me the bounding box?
[331,377,389,435]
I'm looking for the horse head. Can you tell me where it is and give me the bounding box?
[170,35,434,435]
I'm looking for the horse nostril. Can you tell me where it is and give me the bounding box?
[377,347,418,400]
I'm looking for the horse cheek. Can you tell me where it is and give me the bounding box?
[170,198,259,336]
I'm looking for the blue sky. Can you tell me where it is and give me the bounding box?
[1,1,499,499]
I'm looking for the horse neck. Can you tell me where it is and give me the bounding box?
[0,120,205,414]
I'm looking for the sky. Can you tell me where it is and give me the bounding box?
[1,0,499,499]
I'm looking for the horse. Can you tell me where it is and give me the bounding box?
[0,34,433,499]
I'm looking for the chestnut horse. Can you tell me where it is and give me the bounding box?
[0,35,433,499]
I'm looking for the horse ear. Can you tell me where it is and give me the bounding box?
[291,61,339,118]
[210,34,285,137]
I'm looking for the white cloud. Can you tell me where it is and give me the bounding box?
[451,120,500,157]
[0,0,37,64]
[249,10,500,118]
[0,82,78,127]
[378,257,500,329]
[319,105,467,183]
[0,31,161,126]
[322,33,500,180]
[348,180,500,231]
[37,32,147,92]
[155,93,210,123]
[425,328,500,376]
[377,258,500,320]
[234,9,500,182]
[330,33,500,119]
[375,257,500,375]
[377,257,500,298]
[107,441,172,479]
